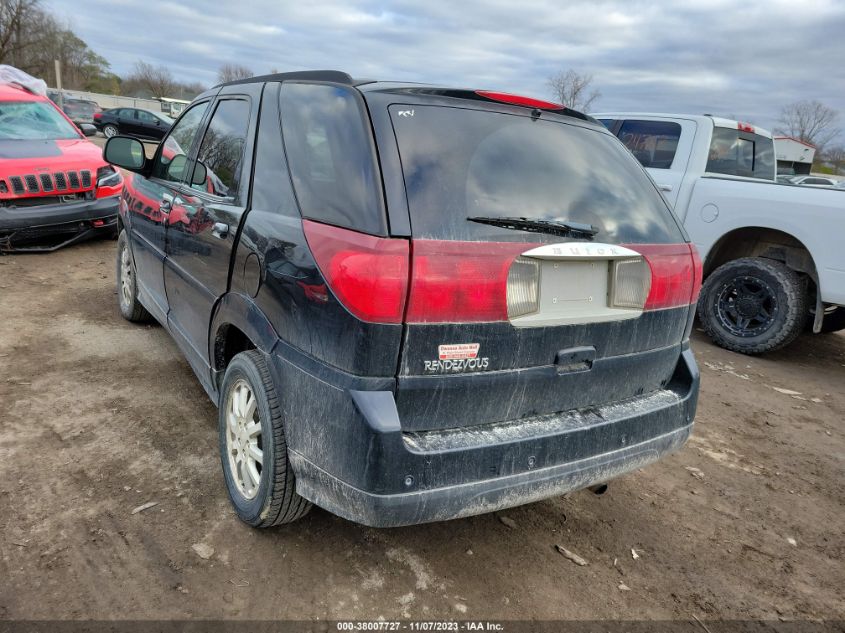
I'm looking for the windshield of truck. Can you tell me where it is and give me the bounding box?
[389,104,685,244]
[0,100,80,140]
[706,127,775,180]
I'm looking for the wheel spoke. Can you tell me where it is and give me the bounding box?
[238,386,248,418]
[227,410,238,434]
[245,393,256,422]
[246,461,261,489]
[247,443,263,465]
[245,421,261,438]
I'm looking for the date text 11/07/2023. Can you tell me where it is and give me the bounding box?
[336,622,505,632]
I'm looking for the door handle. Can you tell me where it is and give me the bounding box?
[212,222,229,239]
[657,184,673,192]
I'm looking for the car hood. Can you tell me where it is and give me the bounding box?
[0,139,110,199]
[0,138,107,172]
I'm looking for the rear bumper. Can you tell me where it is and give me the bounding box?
[274,344,699,528]
[0,195,118,252]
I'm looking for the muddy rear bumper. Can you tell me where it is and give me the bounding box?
[277,346,699,528]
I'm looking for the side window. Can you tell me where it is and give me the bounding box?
[151,101,209,183]
[279,82,384,234]
[118,109,134,119]
[617,120,682,169]
[137,110,156,123]
[190,99,251,199]
[251,85,300,218]
[706,127,775,179]
[598,118,616,131]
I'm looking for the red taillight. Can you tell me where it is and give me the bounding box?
[303,220,409,323]
[475,90,564,111]
[631,244,702,310]
[93,112,102,120]
[406,241,532,323]
[737,122,755,133]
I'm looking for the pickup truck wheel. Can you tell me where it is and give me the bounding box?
[698,257,808,354]
[116,230,151,322]
[219,350,312,527]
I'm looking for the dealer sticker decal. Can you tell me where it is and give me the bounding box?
[424,343,489,373]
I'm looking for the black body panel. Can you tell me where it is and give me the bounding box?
[116,73,700,526]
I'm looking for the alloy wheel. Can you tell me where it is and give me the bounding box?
[225,379,263,500]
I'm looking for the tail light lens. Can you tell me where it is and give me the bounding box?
[305,219,702,326]
[611,258,651,309]
[506,257,540,318]
[405,241,532,323]
[93,112,102,120]
[303,220,409,323]
[630,244,702,310]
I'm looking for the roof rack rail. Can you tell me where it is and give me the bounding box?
[216,70,353,89]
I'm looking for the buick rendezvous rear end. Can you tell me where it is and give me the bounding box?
[107,72,700,528]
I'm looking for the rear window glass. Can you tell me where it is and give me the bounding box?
[617,120,681,169]
[389,105,683,244]
[280,83,385,235]
[706,127,775,179]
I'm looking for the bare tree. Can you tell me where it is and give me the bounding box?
[547,69,601,111]
[123,60,177,98]
[775,100,841,153]
[822,145,845,174]
[217,63,253,84]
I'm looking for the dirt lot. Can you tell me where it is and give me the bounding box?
[0,239,843,623]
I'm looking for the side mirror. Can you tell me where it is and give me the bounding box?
[80,123,97,137]
[166,154,188,181]
[104,136,145,172]
[191,160,207,186]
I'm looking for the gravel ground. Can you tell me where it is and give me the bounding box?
[0,239,843,622]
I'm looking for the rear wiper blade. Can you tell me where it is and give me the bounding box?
[467,216,599,239]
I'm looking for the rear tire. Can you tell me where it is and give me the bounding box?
[116,230,152,322]
[219,350,312,527]
[698,257,808,354]
[103,124,118,138]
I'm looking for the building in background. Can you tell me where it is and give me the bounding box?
[774,136,816,175]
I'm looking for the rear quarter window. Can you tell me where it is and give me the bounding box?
[389,105,684,244]
[706,127,775,179]
[280,83,385,235]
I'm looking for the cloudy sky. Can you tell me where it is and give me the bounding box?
[49,0,845,136]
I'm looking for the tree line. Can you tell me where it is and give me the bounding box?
[0,0,256,100]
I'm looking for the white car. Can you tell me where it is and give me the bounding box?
[779,174,839,188]
[594,112,845,353]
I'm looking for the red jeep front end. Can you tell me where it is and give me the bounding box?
[0,83,123,252]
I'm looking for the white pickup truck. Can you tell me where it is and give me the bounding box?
[593,112,845,354]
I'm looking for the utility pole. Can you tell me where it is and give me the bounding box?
[54,60,63,108]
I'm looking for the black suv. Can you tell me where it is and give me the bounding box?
[104,70,701,528]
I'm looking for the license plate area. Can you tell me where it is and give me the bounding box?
[509,243,647,328]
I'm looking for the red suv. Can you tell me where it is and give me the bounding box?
[0,82,123,252]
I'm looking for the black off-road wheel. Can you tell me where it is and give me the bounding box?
[116,230,152,322]
[218,350,312,527]
[698,257,808,354]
